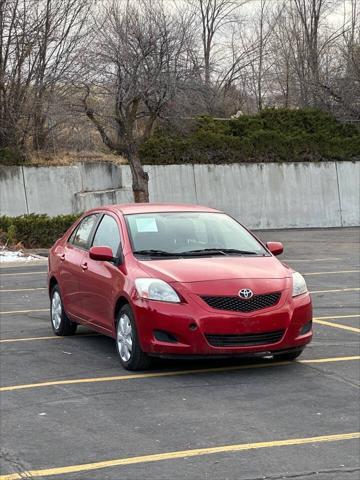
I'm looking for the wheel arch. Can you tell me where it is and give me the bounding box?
[48,276,58,297]
[114,296,131,324]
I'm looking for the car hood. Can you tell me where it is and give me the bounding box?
[137,256,291,283]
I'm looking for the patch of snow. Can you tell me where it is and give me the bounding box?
[0,249,44,263]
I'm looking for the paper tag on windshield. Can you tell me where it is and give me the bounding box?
[136,217,158,233]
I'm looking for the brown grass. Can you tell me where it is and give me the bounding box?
[27,150,128,166]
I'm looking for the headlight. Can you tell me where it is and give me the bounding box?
[292,272,308,297]
[135,278,181,303]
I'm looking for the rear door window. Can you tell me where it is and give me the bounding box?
[70,214,98,250]
[92,214,121,256]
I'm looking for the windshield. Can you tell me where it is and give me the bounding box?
[125,212,268,258]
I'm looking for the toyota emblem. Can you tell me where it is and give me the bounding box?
[239,288,254,299]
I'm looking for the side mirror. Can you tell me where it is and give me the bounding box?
[266,241,284,256]
[89,246,114,262]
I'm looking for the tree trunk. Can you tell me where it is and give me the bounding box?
[32,107,48,151]
[204,53,211,87]
[127,144,149,203]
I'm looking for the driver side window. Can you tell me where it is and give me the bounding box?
[69,214,98,250]
[92,215,121,257]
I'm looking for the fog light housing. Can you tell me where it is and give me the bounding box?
[300,321,312,335]
[154,329,178,343]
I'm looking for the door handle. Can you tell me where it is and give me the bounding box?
[60,253,65,261]
[81,262,88,271]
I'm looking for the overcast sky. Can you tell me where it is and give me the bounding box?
[171,0,351,26]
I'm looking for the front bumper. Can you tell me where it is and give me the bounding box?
[132,290,313,356]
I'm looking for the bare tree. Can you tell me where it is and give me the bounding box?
[241,0,279,111]
[254,0,273,110]
[32,0,91,150]
[271,3,294,108]
[83,0,192,202]
[1,0,358,166]
[319,0,360,117]
[197,0,240,86]
[0,0,38,153]
[0,0,90,156]
[185,0,247,113]
[292,0,326,106]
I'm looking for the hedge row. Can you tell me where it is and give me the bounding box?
[140,109,360,164]
[0,214,79,248]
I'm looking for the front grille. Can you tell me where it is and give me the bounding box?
[201,292,281,313]
[206,330,285,347]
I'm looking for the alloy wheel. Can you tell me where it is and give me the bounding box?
[117,313,133,362]
[51,291,62,330]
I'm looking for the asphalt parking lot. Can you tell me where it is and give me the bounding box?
[0,227,359,480]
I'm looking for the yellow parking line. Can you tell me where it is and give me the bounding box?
[314,314,360,320]
[0,271,46,276]
[301,356,360,363]
[0,333,99,344]
[310,287,360,294]
[0,287,46,293]
[0,308,49,315]
[0,356,358,393]
[303,270,360,276]
[0,335,61,343]
[313,319,360,333]
[0,432,358,480]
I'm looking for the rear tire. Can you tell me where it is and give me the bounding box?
[274,348,304,361]
[116,304,151,371]
[50,285,77,336]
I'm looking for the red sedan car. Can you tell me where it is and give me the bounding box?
[48,203,312,370]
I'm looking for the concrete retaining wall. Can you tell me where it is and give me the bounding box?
[336,162,360,227]
[1,161,359,229]
[0,166,28,217]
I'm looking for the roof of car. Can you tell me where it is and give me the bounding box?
[96,203,221,215]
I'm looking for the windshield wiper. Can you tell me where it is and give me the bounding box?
[133,248,262,258]
[217,248,260,255]
[177,248,260,256]
[133,249,178,257]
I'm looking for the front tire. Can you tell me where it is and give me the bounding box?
[50,285,77,336]
[116,304,151,371]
